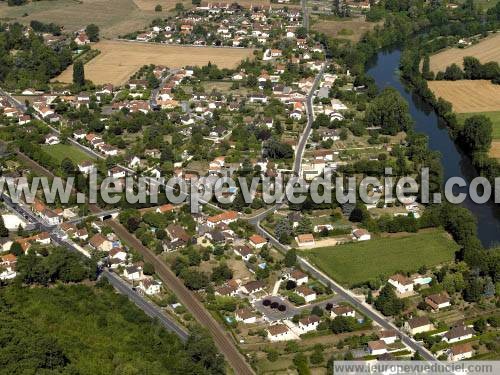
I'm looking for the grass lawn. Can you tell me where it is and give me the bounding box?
[42,144,93,164]
[456,111,500,140]
[304,229,459,287]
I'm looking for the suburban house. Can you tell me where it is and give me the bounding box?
[155,203,175,214]
[206,211,238,228]
[241,280,266,295]
[166,224,190,244]
[287,269,308,285]
[295,233,315,247]
[109,247,127,262]
[352,228,371,241]
[234,245,254,262]
[266,324,295,342]
[123,265,144,281]
[404,316,434,335]
[330,305,355,319]
[367,340,388,356]
[379,330,398,345]
[78,160,96,174]
[296,285,316,303]
[235,308,257,324]
[388,274,414,294]
[443,325,474,344]
[425,292,451,311]
[447,343,473,361]
[89,234,113,252]
[298,315,320,333]
[138,278,162,295]
[215,284,238,297]
[249,234,267,249]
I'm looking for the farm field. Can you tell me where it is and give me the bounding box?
[0,0,165,38]
[53,40,254,85]
[429,33,500,73]
[311,15,379,42]
[427,80,500,113]
[42,144,93,164]
[132,0,192,11]
[304,229,459,287]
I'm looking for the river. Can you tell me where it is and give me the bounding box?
[366,49,500,248]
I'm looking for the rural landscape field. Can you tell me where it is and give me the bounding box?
[54,40,254,85]
[311,15,380,42]
[0,0,165,38]
[429,33,500,73]
[304,230,459,287]
[427,80,500,113]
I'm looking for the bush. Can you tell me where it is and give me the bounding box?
[278,304,286,311]
[270,302,279,309]
[263,299,271,307]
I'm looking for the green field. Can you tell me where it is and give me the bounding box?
[43,143,93,164]
[304,229,459,287]
[457,111,500,140]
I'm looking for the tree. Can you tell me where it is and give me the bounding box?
[10,241,23,256]
[143,262,155,275]
[463,277,483,302]
[293,353,310,375]
[61,158,75,176]
[85,24,99,42]
[422,54,433,80]
[73,61,85,87]
[175,2,185,12]
[155,4,162,11]
[365,88,412,135]
[473,318,487,333]
[275,218,293,244]
[461,115,493,153]
[374,284,404,316]
[309,344,324,364]
[284,249,297,268]
[463,56,483,79]
[443,63,463,80]
[211,264,233,284]
[331,316,356,333]
[295,216,312,235]
[0,216,9,237]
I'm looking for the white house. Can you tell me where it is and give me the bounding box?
[352,228,371,241]
[138,278,162,295]
[425,292,451,311]
[287,269,308,285]
[266,324,295,342]
[123,265,144,281]
[443,325,474,344]
[404,316,434,336]
[296,285,316,303]
[298,315,320,333]
[367,340,388,356]
[249,234,267,249]
[77,160,95,174]
[448,343,473,361]
[331,305,355,319]
[388,274,414,294]
[234,245,254,262]
[45,134,60,145]
[235,308,257,324]
[379,330,398,345]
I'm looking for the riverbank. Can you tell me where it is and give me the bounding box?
[367,49,500,248]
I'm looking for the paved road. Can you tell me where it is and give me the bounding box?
[102,269,189,342]
[293,64,325,176]
[106,219,255,375]
[302,0,309,31]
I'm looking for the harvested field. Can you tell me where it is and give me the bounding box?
[132,0,192,11]
[53,40,254,85]
[429,33,500,73]
[427,80,500,113]
[312,16,379,42]
[0,0,165,38]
